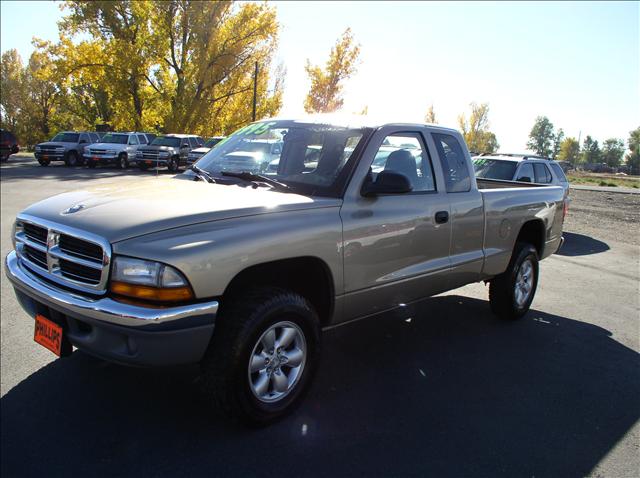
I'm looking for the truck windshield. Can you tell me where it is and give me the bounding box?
[152,137,181,147]
[195,120,369,197]
[51,133,79,143]
[473,158,518,180]
[101,134,128,144]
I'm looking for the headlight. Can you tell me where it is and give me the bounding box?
[159,151,169,158]
[110,256,194,303]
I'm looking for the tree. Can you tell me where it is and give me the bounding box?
[457,102,499,154]
[303,28,360,113]
[57,1,283,134]
[0,49,25,131]
[626,127,640,174]
[581,135,601,164]
[526,116,555,157]
[557,137,580,165]
[424,104,437,124]
[551,128,564,160]
[601,138,625,167]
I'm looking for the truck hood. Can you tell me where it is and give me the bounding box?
[88,142,126,150]
[19,176,340,243]
[137,145,178,153]
[37,142,74,148]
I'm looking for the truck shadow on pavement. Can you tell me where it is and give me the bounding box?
[1,295,638,477]
[557,231,610,257]
[0,156,175,183]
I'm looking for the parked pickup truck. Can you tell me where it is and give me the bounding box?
[5,116,565,424]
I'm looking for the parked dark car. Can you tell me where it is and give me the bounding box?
[34,131,98,167]
[134,134,204,172]
[0,129,20,162]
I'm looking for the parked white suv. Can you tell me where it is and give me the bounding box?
[84,132,153,169]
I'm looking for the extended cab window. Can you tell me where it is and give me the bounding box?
[549,162,568,183]
[534,163,552,183]
[372,133,436,192]
[432,133,471,192]
[516,163,534,182]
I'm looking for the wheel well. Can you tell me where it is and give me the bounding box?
[516,220,545,256]
[222,257,335,325]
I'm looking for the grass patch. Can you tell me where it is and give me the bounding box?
[567,172,640,189]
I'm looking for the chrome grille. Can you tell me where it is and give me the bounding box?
[140,151,159,160]
[14,215,111,294]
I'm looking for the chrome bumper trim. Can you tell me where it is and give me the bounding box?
[5,251,218,328]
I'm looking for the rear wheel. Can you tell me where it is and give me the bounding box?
[118,153,129,169]
[489,242,539,320]
[200,287,321,425]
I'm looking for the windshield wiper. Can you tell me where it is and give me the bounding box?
[221,171,291,192]
[190,165,216,183]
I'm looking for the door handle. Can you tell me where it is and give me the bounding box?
[435,211,449,224]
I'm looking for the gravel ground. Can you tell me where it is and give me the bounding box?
[565,189,640,246]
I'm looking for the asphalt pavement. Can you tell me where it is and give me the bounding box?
[1,156,639,477]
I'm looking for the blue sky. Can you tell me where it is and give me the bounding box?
[1,1,638,151]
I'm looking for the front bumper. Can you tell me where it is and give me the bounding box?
[84,153,118,163]
[135,158,170,167]
[35,152,66,161]
[5,251,218,366]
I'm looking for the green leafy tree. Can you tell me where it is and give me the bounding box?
[601,138,625,167]
[458,102,499,154]
[0,49,25,131]
[581,135,601,164]
[526,116,555,157]
[424,104,437,124]
[557,137,580,165]
[624,127,639,174]
[304,28,361,113]
[551,128,564,159]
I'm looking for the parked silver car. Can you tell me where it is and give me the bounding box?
[84,132,153,169]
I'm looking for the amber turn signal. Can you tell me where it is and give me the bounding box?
[110,281,194,303]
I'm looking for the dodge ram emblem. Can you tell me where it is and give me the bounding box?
[63,204,85,214]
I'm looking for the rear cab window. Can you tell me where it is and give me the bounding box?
[431,133,471,192]
[516,163,534,182]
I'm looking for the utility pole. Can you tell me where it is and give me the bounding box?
[252,61,258,122]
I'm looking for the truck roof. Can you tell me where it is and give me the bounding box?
[476,153,552,162]
[266,113,460,135]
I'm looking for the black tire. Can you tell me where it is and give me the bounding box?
[117,153,129,169]
[38,159,50,167]
[200,287,321,425]
[489,242,539,320]
[87,160,96,168]
[65,151,79,167]
[168,157,179,173]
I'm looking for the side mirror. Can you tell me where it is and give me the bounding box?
[516,176,532,183]
[362,171,413,197]
[182,143,190,148]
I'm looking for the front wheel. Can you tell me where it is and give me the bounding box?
[117,153,129,169]
[168,157,179,173]
[65,151,79,167]
[489,242,539,320]
[200,288,321,425]
[38,158,50,166]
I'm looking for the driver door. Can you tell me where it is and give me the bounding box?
[340,127,451,322]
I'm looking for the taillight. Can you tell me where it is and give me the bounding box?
[563,200,569,219]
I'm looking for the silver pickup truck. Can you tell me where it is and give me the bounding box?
[5,116,565,424]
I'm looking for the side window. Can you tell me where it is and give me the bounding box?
[516,163,534,182]
[431,133,471,192]
[90,133,99,142]
[549,162,568,183]
[534,163,551,183]
[188,137,198,148]
[79,134,89,144]
[129,135,139,145]
[196,137,205,146]
[371,132,436,192]
[137,134,147,144]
